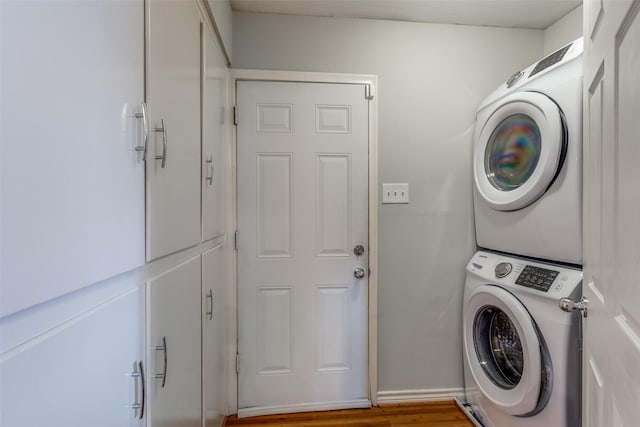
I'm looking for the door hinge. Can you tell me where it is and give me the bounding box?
[365,84,375,100]
[234,230,239,251]
[233,106,238,125]
[236,353,240,373]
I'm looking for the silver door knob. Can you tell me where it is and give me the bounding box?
[354,267,366,279]
[559,296,589,318]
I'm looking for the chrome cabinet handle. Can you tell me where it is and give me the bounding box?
[206,289,213,320]
[133,102,148,161]
[154,119,167,168]
[137,360,145,419]
[205,156,214,186]
[128,360,145,419]
[354,267,366,279]
[153,336,167,387]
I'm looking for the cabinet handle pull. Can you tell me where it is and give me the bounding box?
[154,119,167,168]
[128,360,145,419]
[133,102,148,161]
[153,336,167,388]
[206,156,214,186]
[206,289,213,320]
[138,360,145,419]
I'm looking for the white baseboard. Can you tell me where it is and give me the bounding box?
[237,399,371,419]
[376,388,464,404]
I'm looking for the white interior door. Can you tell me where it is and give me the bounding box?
[583,1,640,425]
[237,81,370,416]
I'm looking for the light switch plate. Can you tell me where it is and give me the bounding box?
[382,183,409,204]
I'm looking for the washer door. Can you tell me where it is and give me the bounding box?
[474,91,565,211]
[464,285,546,416]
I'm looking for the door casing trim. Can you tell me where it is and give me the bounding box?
[228,69,379,413]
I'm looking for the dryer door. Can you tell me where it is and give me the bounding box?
[463,284,551,416]
[474,91,565,211]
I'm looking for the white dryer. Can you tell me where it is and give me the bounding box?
[473,39,583,265]
[461,250,582,427]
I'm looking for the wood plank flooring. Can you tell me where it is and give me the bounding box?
[224,401,475,427]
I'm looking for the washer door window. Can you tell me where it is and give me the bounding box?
[474,92,565,211]
[463,285,550,416]
[474,305,524,390]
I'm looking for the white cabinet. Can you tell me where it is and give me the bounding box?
[202,245,228,426]
[146,0,203,260]
[0,286,145,427]
[0,0,145,316]
[202,24,229,242]
[147,256,202,427]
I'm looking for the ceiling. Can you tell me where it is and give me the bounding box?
[230,0,582,30]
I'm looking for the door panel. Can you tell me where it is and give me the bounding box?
[0,0,145,316]
[583,1,640,425]
[237,81,369,414]
[202,245,227,427]
[146,0,202,260]
[147,257,201,427]
[202,25,228,242]
[0,286,145,427]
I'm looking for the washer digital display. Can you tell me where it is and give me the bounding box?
[515,265,559,292]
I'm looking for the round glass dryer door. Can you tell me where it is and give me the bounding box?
[463,285,547,416]
[474,92,565,211]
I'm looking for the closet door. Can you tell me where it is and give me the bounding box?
[201,24,228,242]
[147,256,202,427]
[202,245,227,427]
[146,0,202,260]
[0,0,145,316]
[1,286,145,427]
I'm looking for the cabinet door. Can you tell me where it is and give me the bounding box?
[0,286,145,427]
[146,0,202,260]
[201,25,228,242]
[0,0,145,316]
[147,256,202,427]
[202,245,227,426]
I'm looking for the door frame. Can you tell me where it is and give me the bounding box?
[227,69,379,413]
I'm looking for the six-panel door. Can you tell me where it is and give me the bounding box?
[237,81,370,415]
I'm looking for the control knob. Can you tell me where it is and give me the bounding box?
[495,262,512,278]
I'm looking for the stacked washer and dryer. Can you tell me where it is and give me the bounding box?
[461,39,585,427]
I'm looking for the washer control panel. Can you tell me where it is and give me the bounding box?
[468,251,582,298]
[495,262,512,278]
[515,265,560,292]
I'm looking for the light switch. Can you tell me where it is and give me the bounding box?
[382,183,409,204]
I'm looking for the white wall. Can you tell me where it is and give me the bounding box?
[232,12,544,395]
[544,4,583,54]
[207,0,233,61]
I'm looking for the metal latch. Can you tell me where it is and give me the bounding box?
[559,296,589,318]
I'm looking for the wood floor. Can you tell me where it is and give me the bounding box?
[224,401,475,427]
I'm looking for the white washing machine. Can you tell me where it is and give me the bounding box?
[461,250,582,427]
[473,38,583,265]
